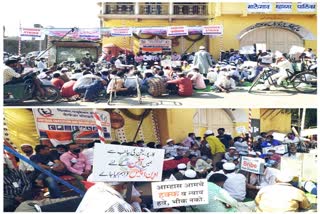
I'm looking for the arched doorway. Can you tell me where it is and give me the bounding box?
[240,27,303,53]
[193,109,235,136]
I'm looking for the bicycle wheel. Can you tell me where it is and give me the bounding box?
[292,71,317,93]
[248,70,270,93]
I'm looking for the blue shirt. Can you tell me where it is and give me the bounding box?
[261,140,281,148]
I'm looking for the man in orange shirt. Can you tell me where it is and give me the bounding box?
[167,73,193,97]
[51,73,65,90]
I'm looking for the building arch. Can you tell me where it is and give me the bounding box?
[237,21,315,53]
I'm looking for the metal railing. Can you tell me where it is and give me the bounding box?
[139,3,170,15]
[173,3,208,15]
[104,2,135,15]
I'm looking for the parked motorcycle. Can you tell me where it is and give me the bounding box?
[4,72,61,104]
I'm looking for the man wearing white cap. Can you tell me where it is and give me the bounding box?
[174,163,187,180]
[255,172,310,212]
[76,181,134,212]
[162,139,189,158]
[193,46,213,75]
[214,71,236,93]
[183,169,197,180]
[224,147,237,162]
[204,130,226,169]
[223,162,247,202]
[262,51,294,91]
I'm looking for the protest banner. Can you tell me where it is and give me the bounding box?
[139,39,172,52]
[92,144,165,182]
[289,45,305,55]
[236,126,247,134]
[247,3,272,13]
[111,27,133,37]
[78,29,101,40]
[161,60,181,68]
[275,2,293,12]
[255,43,266,53]
[262,144,288,155]
[240,156,265,174]
[32,109,111,146]
[151,179,208,209]
[239,45,255,54]
[202,25,223,36]
[20,28,45,40]
[167,26,188,37]
[272,132,287,142]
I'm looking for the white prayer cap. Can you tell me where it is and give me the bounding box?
[61,67,68,72]
[191,65,199,70]
[208,67,214,71]
[229,147,236,150]
[199,46,206,50]
[274,51,283,59]
[166,139,174,143]
[204,130,213,135]
[20,143,32,148]
[221,159,227,163]
[248,151,256,156]
[223,162,236,171]
[177,163,187,170]
[276,172,293,183]
[256,151,261,156]
[154,62,159,65]
[108,182,123,186]
[184,169,197,179]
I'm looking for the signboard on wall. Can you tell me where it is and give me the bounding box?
[275,2,293,12]
[92,144,164,182]
[247,3,272,13]
[297,2,316,12]
[151,179,208,209]
[33,108,111,146]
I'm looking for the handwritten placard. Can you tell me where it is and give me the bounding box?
[262,144,288,155]
[92,144,164,182]
[240,156,265,174]
[151,179,208,208]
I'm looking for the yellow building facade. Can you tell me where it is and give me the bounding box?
[4,108,292,150]
[98,2,317,59]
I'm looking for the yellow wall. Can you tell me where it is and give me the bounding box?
[209,14,317,58]
[103,19,207,54]
[102,3,316,58]
[260,109,292,133]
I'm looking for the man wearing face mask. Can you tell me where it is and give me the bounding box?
[76,181,133,212]
[60,143,91,191]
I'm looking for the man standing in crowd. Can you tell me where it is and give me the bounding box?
[181,133,197,148]
[162,139,189,158]
[193,46,213,75]
[204,130,226,168]
[217,128,233,149]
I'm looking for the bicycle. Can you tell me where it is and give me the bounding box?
[248,61,317,94]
